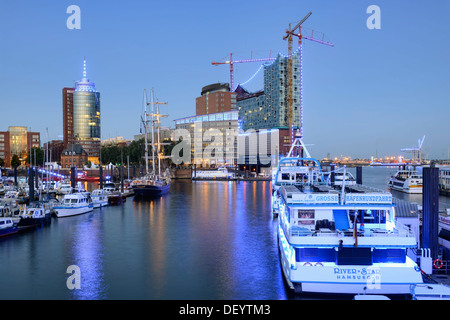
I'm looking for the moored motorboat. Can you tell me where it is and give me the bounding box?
[16,202,52,230]
[53,193,93,218]
[91,189,109,208]
[0,217,18,237]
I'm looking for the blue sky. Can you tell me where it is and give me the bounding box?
[0,0,449,159]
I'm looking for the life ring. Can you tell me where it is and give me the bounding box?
[433,259,443,269]
[303,262,313,267]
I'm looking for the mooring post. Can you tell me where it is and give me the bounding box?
[422,164,439,260]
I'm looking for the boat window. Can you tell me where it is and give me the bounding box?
[71,199,78,204]
[297,209,315,225]
[348,209,387,224]
[0,221,4,225]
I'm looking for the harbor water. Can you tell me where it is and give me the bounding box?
[0,167,448,300]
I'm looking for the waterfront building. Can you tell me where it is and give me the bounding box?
[72,59,101,164]
[235,51,302,166]
[196,83,237,116]
[62,87,75,150]
[236,50,301,132]
[174,110,239,167]
[60,143,88,169]
[0,127,40,167]
[43,139,65,163]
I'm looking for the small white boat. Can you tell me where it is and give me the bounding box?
[58,183,73,195]
[388,169,422,194]
[53,193,93,218]
[91,189,109,208]
[324,171,356,186]
[103,186,116,195]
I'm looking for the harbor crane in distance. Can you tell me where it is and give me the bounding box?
[401,135,426,164]
[283,12,334,145]
[211,52,276,92]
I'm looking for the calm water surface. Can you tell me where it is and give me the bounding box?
[0,167,448,300]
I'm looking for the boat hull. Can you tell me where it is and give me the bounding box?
[0,226,18,237]
[108,195,126,205]
[93,201,108,208]
[54,205,93,218]
[389,182,422,194]
[278,232,423,295]
[16,214,52,229]
[132,183,170,197]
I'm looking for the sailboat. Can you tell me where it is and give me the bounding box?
[131,88,171,197]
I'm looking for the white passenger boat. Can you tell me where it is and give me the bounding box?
[53,193,93,218]
[274,136,423,296]
[91,189,109,208]
[388,169,422,194]
[192,166,235,180]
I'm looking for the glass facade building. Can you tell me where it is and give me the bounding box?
[9,126,28,159]
[73,59,101,162]
[174,111,239,166]
[237,50,301,132]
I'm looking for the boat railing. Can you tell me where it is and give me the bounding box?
[290,224,415,238]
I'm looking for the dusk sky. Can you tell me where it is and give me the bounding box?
[0,0,448,159]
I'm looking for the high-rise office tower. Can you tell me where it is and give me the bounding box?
[62,87,75,150]
[72,59,101,164]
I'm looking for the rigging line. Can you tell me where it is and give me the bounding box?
[239,64,265,87]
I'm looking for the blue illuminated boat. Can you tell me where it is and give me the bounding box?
[131,88,171,198]
[274,134,424,296]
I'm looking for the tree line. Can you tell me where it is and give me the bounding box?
[100,138,175,166]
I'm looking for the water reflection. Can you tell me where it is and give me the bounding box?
[1,170,448,300]
[58,212,107,299]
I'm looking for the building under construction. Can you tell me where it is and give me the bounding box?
[236,50,302,132]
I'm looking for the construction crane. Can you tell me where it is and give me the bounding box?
[212,52,276,92]
[401,135,426,164]
[283,12,334,144]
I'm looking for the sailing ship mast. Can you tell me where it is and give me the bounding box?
[146,88,168,178]
[143,89,150,175]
